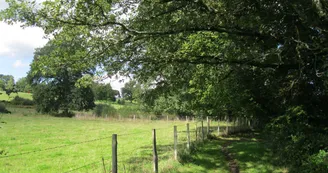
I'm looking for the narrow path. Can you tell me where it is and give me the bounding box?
[221,141,240,173]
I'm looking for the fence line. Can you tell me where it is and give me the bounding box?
[0,135,115,159]
[1,125,182,159]
[2,117,252,172]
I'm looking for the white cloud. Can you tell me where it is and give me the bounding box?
[0,22,48,59]
[13,60,29,68]
[104,75,130,92]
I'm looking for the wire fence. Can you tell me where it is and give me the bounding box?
[0,116,252,172]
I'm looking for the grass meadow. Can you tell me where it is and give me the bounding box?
[0,113,287,173]
[0,111,202,173]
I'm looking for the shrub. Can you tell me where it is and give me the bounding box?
[302,150,328,173]
[93,104,117,117]
[10,96,34,106]
[266,106,328,173]
[52,111,75,118]
[0,103,11,114]
[117,98,125,105]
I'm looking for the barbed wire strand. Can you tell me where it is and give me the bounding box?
[1,125,182,159]
[0,135,113,159]
[63,159,102,173]
[118,126,180,137]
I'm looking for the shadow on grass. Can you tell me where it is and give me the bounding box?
[174,140,229,173]
[119,130,284,173]
[120,139,229,173]
[221,131,286,173]
[120,143,174,172]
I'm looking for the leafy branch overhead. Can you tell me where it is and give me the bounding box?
[2,0,327,75]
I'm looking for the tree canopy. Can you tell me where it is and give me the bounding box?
[121,80,142,103]
[92,82,118,101]
[15,77,32,93]
[0,74,16,96]
[28,40,96,115]
[1,0,328,172]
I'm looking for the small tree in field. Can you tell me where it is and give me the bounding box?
[29,40,96,116]
[0,74,17,97]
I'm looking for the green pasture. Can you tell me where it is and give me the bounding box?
[0,91,33,101]
[0,112,203,173]
[0,105,286,173]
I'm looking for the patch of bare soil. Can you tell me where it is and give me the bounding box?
[221,141,240,173]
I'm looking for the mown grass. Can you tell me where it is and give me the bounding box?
[0,91,33,101]
[0,110,206,173]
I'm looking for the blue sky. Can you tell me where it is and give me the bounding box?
[0,0,47,81]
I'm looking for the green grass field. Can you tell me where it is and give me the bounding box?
[0,91,33,101]
[0,104,286,173]
[0,112,202,173]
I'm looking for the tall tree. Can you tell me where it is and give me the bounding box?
[121,80,139,103]
[15,77,32,93]
[28,39,96,115]
[0,74,16,96]
[92,82,117,101]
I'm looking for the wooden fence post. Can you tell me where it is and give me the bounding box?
[226,118,229,135]
[201,121,205,141]
[112,134,117,173]
[152,129,158,173]
[133,115,136,121]
[236,118,239,133]
[207,116,210,135]
[186,123,190,150]
[217,120,220,136]
[195,124,198,141]
[174,126,178,160]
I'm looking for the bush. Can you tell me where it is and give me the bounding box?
[93,104,117,117]
[10,96,34,106]
[52,111,75,118]
[266,106,328,173]
[117,98,125,105]
[0,103,11,114]
[302,150,328,173]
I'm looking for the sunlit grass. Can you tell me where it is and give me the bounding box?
[0,104,286,173]
[0,91,33,101]
[0,113,201,173]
